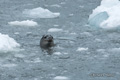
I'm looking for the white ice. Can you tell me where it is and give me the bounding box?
[23,7,60,18]
[109,48,120,52]
[54,52,62,55]
[0,33,20,53]
[8,20,38,27]
[70,32,77,35]
[14,54,25,58]
[89,0,120,29]
[33,58,42,63]
[53,25,59,27]
[53,76,69,80]
[76,47,88,52]
[14,32,19,35]
[50,4,61,8]
[2,64,17,67]
[48,28,63,32]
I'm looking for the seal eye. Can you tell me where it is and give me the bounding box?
[44,36,47,38]
[42,35,47,39]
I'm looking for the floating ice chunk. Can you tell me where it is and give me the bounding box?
[70,32,77,35]
[79,5,84,8]
[89,0,120,29]
[8,20,38,27]
[54,76,69,80]
[2,64,17,67]
[53,25,59,27]
[103,54,109,58]
[63,52,68,55]
[0,33,20,53]
[109,48,120,52]
[52,67,57,70]
[96,49,106,54]
[54,52,62,55]
[23,7,60,18]
[15,54,25,58]
[34,78,38,80]
[25,58,42,63]
[68,14,74,17]
[33,58,42,63]
[48,28,63,32]
[60,2,66,5]
[89,12,109,28]
[84,24,90,27]
[51,4,61,7]
[14,32,19,35]
[95,38,103,43]
[76,47,88,52]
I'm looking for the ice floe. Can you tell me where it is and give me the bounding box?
[48,28,63,32]
[33,58,42,63]
[70,32,77,35]
[109,48,120,52]
[25,58,42,63]
[54,52,62,55]
[2,64,17,67]
[89,0,120,29]
[8,20,38,27]
[14,54,25,58]
[23,7,60,18]
[53,76,69,80]
[50,4,61,8]
[76,47,88,52]
[14,32,19,35]
[0,33,20,53]
[53,25,59,27]
[95,38,102,42]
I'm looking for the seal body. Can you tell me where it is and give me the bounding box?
[40,35,54,49]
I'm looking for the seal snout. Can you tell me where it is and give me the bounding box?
[43,35,53,42]
[48,39,53,42]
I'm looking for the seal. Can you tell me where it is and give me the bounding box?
[40,35,54,49]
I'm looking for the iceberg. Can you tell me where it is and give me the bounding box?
[0,33,20,53]
[89,11,109,28]
[88,0,120,29]
[23,7,60,18]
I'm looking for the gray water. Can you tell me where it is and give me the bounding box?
[0,0,119,80]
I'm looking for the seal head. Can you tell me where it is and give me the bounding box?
[40,35,54,49]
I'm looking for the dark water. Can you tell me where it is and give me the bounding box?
[0,0,119,80]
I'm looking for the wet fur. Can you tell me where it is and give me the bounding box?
[40,35,54,49]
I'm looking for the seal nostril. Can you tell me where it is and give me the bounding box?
[48,39,52,42]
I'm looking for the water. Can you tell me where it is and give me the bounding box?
[0,0,119,80]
